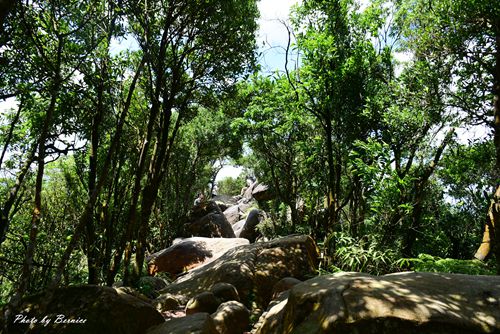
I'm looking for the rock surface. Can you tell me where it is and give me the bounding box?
[232,219,246,237]
[211,301,250,334]
[271,277,301,300]
[186,201,235,238]
[251,183,274,202]
[254,271,500,334]
[186,291,220,315]
[223,201,255,226]
[153,293,181,313]
[148,237,249,277]
[210,282,240,303]
[146,312,218,334]
[239,209,266,243]
[158,235,319,310]
[3,285,164,334]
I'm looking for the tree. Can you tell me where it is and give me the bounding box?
[236,75,317,232]
[394,0,500,269]
[291,0,387,234]
[106,0,259,283]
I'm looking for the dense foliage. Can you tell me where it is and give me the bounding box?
[0,0,498,309]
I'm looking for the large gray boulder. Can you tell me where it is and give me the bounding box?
[254,271,500,334]
[186,201,235,238]
[239,208,267,243]
[3,286,164,334]
[223,201,255,226]
[158,235,319,310]
[147,237,249,277]
[252,183,274,201]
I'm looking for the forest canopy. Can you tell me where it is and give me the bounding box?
[0,0,499,309]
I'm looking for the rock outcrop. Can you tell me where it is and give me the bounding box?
[147,237,249,277]
[186,291,220,315]
[146,312,218,334]
[239,208,267,243]
[185,201,235,238]
[254,271,500,334]
[3,286,164,334]
[212,301,250,334]
[223,201,255,226]
[251,183,274,202]
[158,235,319,310]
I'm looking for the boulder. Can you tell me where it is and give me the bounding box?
[232,219,246,237]
[242,181,257,200]
[139,276,169,291]
[211,282,240,303]
[251,290,290,334]
[148,237,249,277]
[146,312,218,334]
[187,212,235,238]
[252,183,274,201]
[239,209,266,243]
[158,235,319,310]
[186,291,220,315]
[211,301,250,334]
[254,271,500,334]
[223,202,255,226]
[271,277,301,300]
[3,285,164,334]
[216,202,230,212]
[153,293,181,313]
[114,286,151,302]
[223,205,242,225]
[186,200,235,238]
[137,276,169,298]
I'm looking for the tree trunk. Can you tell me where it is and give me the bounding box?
[324,118,337,232]
[0,142,36,246]
[51,56,144,290]
[12,73,60,311]
[402,128,454,257]
[476,19,500,271]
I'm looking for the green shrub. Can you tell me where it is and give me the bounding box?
[397,253,495,275]
[325,232,399,275]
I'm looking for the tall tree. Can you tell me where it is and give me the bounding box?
[291,0,386,234]
[394,0,500,268]
[108,0,259,283]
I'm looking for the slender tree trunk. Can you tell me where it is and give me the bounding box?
[475,20,500,272]
[324,118,337,232]
[402,128,454,257]
[86,77,103,285]
[134,105,182,279]
[11,74,60,312]
[0,142,36,246]
[492,20,500,272]
[50,56,144,290]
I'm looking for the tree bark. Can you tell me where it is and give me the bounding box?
[0,142,36,246]
[475,18,500,272]
[402,128,454,257]
[324,118,337,232]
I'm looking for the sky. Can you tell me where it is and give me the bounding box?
[256,0,302,73]
[217,0,302,181]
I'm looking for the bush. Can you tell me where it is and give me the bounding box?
[325,232,399,275]
[397,253,495,275]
